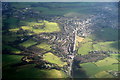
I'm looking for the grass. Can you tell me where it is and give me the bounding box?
[80,57,118,78]
[21,26,32,30]
[93,41,118,52]
[94,57,118,67]
[95,71,113,78]
[3,54,66,78]
[43,52,67,67]
[80,62,100,77]
[20,20,60,34]
[110,54,120,59]
[19,39,37,48]
[92,27,118,41]
[9,28,19,32]
[78,42,93,55]
[44,21,60,32]
[36,42,52,51]
[3,45,22,54]
[3,54,23,67]
[3,34,18,43]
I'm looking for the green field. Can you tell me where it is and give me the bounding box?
[93,41,118,52]
[95,71,113,78]
[19,39,37,48]
[94,57,118,67]
[3,54,23,68]
[78,42,93,55]
[36,42,52,51]
[20,20,60,34]
[43,52,67,67]
[3,45,22,54]
[91,27,118,41]
[80,57,118,78]
[3,54,66,78]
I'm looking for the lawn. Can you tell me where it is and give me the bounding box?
[19,39,37,48]
[36,42,52,51]
[43,52,67,67]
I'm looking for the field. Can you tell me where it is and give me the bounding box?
[94,57,118,67]
[78,42,93,55]
[80,57,119,78]
[20,20,60,34]
[19,39,37,48]
[91,27,118,41]
[3,45,22,54]
[43,52,67,67]
[78,27,119,78]
[3,54,67,78]
[93,41,118,52]
[10,2,102,17]
[36,43,52,51]
[95,71,113,78]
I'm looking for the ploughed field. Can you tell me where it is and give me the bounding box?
[2,2,119,78]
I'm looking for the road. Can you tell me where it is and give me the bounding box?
[67,29,77,77]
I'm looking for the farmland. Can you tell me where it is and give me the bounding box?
[2,2,119,79]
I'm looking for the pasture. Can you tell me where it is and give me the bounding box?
[43,52,67,67]
[80,57,118,78]
[3,54,66,78]
[19,39,37,48]
[36,42,52,51]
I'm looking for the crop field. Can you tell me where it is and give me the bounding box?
[43,52,67,67]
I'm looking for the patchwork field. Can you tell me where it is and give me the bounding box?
[80,57,119,78]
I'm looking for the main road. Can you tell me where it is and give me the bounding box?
[67,29,77,77]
